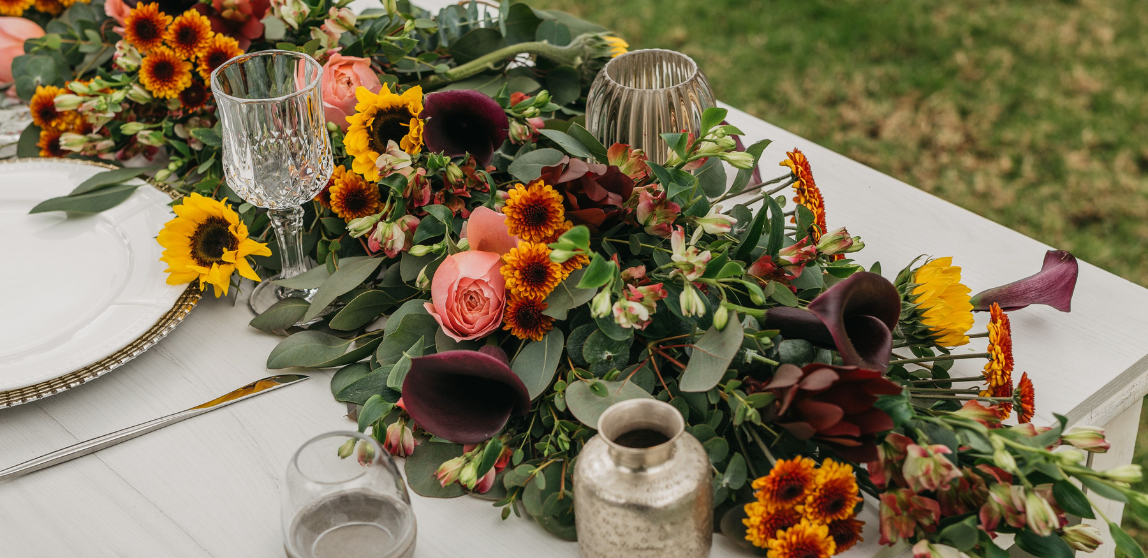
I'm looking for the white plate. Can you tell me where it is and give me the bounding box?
[0,159,198,404]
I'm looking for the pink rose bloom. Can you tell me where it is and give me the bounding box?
[322,53,382,130]
[194,0,270,51]
[103,0,130,25]
[0,18,43,84]
[462,206,519,256]
[425,250,505,342]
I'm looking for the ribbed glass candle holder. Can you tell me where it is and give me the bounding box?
[585,49,717,165]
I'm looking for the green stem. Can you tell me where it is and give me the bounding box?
[715,174,793,203]
[724,302,766,319]
[745,425,776,466]
[417,40,585,89]
[889,352,990,365]
[968,331,990,339]
[904,377,987,384]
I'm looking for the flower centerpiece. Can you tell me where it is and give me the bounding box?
[6,1,1145,557]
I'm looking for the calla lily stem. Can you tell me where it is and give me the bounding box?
[417,40,586,89]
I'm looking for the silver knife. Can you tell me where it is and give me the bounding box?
[0,374,309,482]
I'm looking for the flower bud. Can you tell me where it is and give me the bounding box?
[326,7,356,32]
[680,284,706,318]
[719,150,755,169]
[54,94,84,112]
[383,420,415,458]
[434,455,467,487]
[58,132,88,151]
[1103,464,1143,484]
[548,248,577,264]
[913,540,971,558]
[346,213,383,238]
[532,90,551,106]
[455,238,471,251]
[337,437,356,458]
[457,460,479,490]
[408,243,441,257]
[444,162,464,183]
[590,289,612,318]
[120,121,147,136]
[903,443,962,492]
[1061,425,1110,453]
[817,227,864,256]
[1054,448,1086,466]
[126,83,152,104]
[326,121,339,132]
[713,304,729,330]
[155,169,171,181]
[355,439,375,465]
[1024,489,1058,537]
[416,266,431,290]
[1061,523,1103,552]
[992,447,1017,473]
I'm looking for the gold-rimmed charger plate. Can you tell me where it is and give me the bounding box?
[0,158,200,408]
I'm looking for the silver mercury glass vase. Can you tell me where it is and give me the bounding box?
[573,398,713,558]
[585,49,717,165]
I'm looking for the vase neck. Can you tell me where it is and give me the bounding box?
[608,442,676,470]
[596,399,685,471]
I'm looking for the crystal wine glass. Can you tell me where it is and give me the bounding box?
[283,431,417,558]
[210,50,333,315]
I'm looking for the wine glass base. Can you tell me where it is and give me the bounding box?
[247,276,317,317]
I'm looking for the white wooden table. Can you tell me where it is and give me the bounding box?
[4,4,1148,556]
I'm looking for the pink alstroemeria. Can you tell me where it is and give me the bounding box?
[620,264,647,284]
[1060,425,1110,453]
[950,399,1002,427]
[383,419,415,458]
[1062,524,1104,552]
[613,299,652,330]
[375,139,413,178]
[435,455,468,487]
[747,237,818,283]
[1025,486,1061,537]
[816,226,864,256]
[867,432,913,489]
[690,205,736,243]
[913,541,971,558]
[670,226,711,281]
[902,443,962,493]
[979,483,1027,534]
[404,168,432,213]
[633,184,681,238]
[369,215,419,257]
[970,250,1078,312]
[879,488,941,545]
[607,143,650,181]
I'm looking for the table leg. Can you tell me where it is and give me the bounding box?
[1080,400,1144,558]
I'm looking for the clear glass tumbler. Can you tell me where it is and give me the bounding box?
[210,50,333,315]
[585,49,717,165]
[283,432,417,558]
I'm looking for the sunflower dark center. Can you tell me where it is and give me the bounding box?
[152,60,175,82]
[175,25,198,46]
[368,108,410,153]
[181,83,206,107]
[206,51,227,70]
[824,495,846,515]
[779,481,804,502]
[340,187,371,213]
[522,261,549,286]
[520,204,549,228]
[36,104,58,123]
[135,20,160,42]
[190,217,236,266]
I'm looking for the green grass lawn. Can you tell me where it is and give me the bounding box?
[527,0,1148,542]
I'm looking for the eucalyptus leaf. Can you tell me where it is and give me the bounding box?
[330,290,404,331]
[542,268,597,319]
[357,394,392,432]
[302,257,385,322]
[565,123,608,163]
[249,296,310,333]
[70,166,157,195]
[507,148,564,182]
[680,318,744,392]
[30,183,141,214]
[405,442,466,498]
[331,362,372,397]
[539,129,591,159]
[565,379,654,428]
[272,263,332,289]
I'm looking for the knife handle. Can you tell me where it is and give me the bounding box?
[0,407,204,482]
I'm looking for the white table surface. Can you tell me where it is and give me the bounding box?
[4,3,1148,556]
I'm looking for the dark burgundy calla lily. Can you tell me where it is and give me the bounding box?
[402,350,530,444]
[970,250,1078,312]
[539,157,635,231]
[421,90,510,167]
[762,272,900,370]
[764,363,902,462]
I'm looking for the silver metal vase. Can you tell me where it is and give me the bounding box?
[585,49,717,165]
[573,399,713,558]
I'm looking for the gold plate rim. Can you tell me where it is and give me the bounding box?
[0,157,201,409]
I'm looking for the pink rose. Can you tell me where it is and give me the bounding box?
[322,54,382,130]
[462,206,519,256]
[425,250,505,342]
[103,0,130,25]
[0,18,43,85]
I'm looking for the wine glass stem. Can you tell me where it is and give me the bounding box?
[269,206,308,281]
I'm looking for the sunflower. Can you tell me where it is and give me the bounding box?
[752,457,817,511]
[502,241,563,300]
[604,35,628,58]
[827,518,864,554]
[502,180,566,243]
[166,11,213,60]
[37,127,67,158]
[503,294,554,341]
[123,3,172,52]
[743,502,802,549]
[140,47,193,99]
[197,34,243,81]
[328,166,381,221]
[900,257,974,347]
[345,84,425,181]
[32,0,63,14]
[179,79,210,111]
[781,148,827,242]
[29,85,73,131]
[157,193,272,297]
[1016,371,1035,424]
[767,520,836,558]
[0,0,34,16]
[804,460,861,524]
[982,303,1014,388]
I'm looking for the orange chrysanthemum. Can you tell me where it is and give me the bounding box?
[502,241,563,300]
[501,180,565,242]
[0,0,34,16]
[767,520,836,558]
[982,303,1014,388]
[166,11,213,60]
[752,457,817,510]
[197,34,243,81]
[179,79,210,111]
[32,0,63,14]
[140,47,193,99]
[328,167,381,221]
[503,294,554,341]
[29,85,72,131]
[781,148,827,242]
[1016,371,1035,424]
[314,175,334,209]
[804,460,861,524]
[743,502,802,549]
[827,518,865,554]
[37,127,67,158]
[123,3,172,52]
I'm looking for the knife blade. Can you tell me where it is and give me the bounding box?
[0,374,309,482]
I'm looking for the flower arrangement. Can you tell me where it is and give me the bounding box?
[7,1,1145,557]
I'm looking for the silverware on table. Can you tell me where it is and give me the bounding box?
[0,374,309,481]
